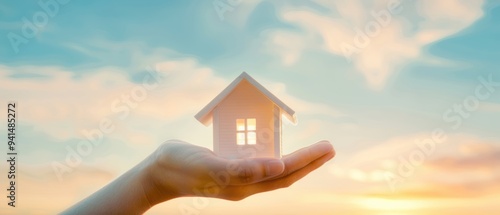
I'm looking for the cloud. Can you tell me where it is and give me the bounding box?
[62,39,182,69]
[359,138,500,199]
[411,142,500,198]
[426,142,500,173]
[265,30,307,66]
[267,0,485,89]
[327,132,500,198]
[346,133,432,167]
[0,59,227,141]
[371,175,500,199]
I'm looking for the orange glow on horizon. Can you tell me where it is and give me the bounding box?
[357,197,429,211]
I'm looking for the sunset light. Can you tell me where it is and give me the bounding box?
[1,0,499,214]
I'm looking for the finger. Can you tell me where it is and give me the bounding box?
[279,140,334,177]
[217,150,335,201]
[205,140,333,186]
[206,157,285,186]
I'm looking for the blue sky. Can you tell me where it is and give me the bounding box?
[1,0,500,214]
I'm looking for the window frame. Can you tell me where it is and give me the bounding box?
[236,118,257,145]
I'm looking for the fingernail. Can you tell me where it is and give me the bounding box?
[312,141,333,154]
[265,160,285,177]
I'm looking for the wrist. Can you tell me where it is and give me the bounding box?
[139,151,180,207]
[62,156,164,215]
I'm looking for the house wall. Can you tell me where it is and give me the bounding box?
[215,79,276,158]
[273,105,282,158]
[213,108,220,155]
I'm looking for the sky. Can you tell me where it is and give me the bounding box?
[1,0,500,214]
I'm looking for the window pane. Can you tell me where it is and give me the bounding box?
[247,132,256,145]
[236,119,245,131]
[237,132,246,145]
[247,118,256,131]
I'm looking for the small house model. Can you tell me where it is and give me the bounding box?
[195,72,296,159]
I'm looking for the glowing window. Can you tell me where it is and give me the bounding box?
[237,133,246,145]
[236,118,257,145]
[247,132,256,145]
[236,119,245,131]
[247,118,256,131]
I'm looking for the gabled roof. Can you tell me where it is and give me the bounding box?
[195,72,297,126]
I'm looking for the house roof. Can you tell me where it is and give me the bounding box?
[195,72,297,126]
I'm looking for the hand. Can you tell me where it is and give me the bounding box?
[143,139,335,204]
[62,139,335,214]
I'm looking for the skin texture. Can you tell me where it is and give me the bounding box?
[62,140,335,214]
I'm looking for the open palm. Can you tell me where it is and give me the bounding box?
[146,139,335,203]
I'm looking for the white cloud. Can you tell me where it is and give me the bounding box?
[344,133,484,168]
[340,133,498,177]
[266,30,306,66]
[0,60,227,141]
[266,0,485,90]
